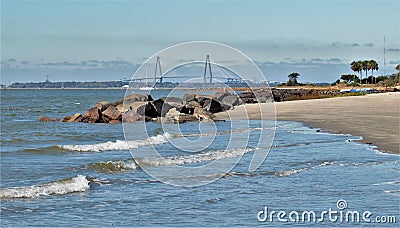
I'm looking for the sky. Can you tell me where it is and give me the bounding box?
[1,0,399,84]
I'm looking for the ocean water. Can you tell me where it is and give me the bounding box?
[0,89,399,226]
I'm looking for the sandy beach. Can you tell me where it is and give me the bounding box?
[215,92,399,154]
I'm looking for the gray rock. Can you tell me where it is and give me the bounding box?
[222,95,240,106]
[122,110,144,122]
[183,94,196,103]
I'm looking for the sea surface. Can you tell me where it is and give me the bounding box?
[1,89,399,226]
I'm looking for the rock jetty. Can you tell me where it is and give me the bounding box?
[39,89,273,124]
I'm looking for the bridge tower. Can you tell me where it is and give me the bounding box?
[203,55,213,83]
[154,56,162,83]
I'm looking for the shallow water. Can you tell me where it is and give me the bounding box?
[1,89,399,226]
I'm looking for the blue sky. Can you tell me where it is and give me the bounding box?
[1,0,399,84]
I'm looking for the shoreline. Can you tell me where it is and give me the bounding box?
[215,92,400,154]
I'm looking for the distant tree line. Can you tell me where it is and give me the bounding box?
[333,61,399,86]
[8,81,129,88]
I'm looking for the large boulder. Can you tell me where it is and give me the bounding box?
[122,110,145,123]
[115,103,128,113]
[204,99,226,113]
[195,95,211,106]
[153,98,174,117]
[95,101,111,112]
[222,95,240,107]
[165,108,199,123]
[102,105,121,120]
[83,107,102,123]
[137,102,158,118]
[123,101,147,113]
[254,89,272,103]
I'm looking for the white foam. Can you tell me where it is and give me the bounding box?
[0,175,89,199]
[275,161,333,177]
[61,133,171,152]
[137,148,253,167]
[372,180,400,186]
[275,168,308,177]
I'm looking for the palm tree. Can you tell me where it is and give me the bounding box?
[351,61,363,81]
[369,60,379,84]
[362,60,370,83]
[396,64,400,73]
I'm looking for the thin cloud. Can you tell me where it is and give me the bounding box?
[387,48,400,52]
[37,59,137,69]
[351,43,360,46]
[364,43,374,47]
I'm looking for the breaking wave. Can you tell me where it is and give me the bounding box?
[0,175,90,199]
[87,160,138,173]
[60,133,171,152]
[136,148,254,167]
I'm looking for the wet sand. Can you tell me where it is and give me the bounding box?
[214,92,399,154]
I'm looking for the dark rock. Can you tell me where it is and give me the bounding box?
[195,95,211,106]
[84,107,101,123]
[179,106,194,115]
[205,99,226,113]
[153,99,174,117]
[137,102,158,118]
[102,106,121,120]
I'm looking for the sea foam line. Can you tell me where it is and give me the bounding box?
[60,133,171,152]
[0,175,90,199]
